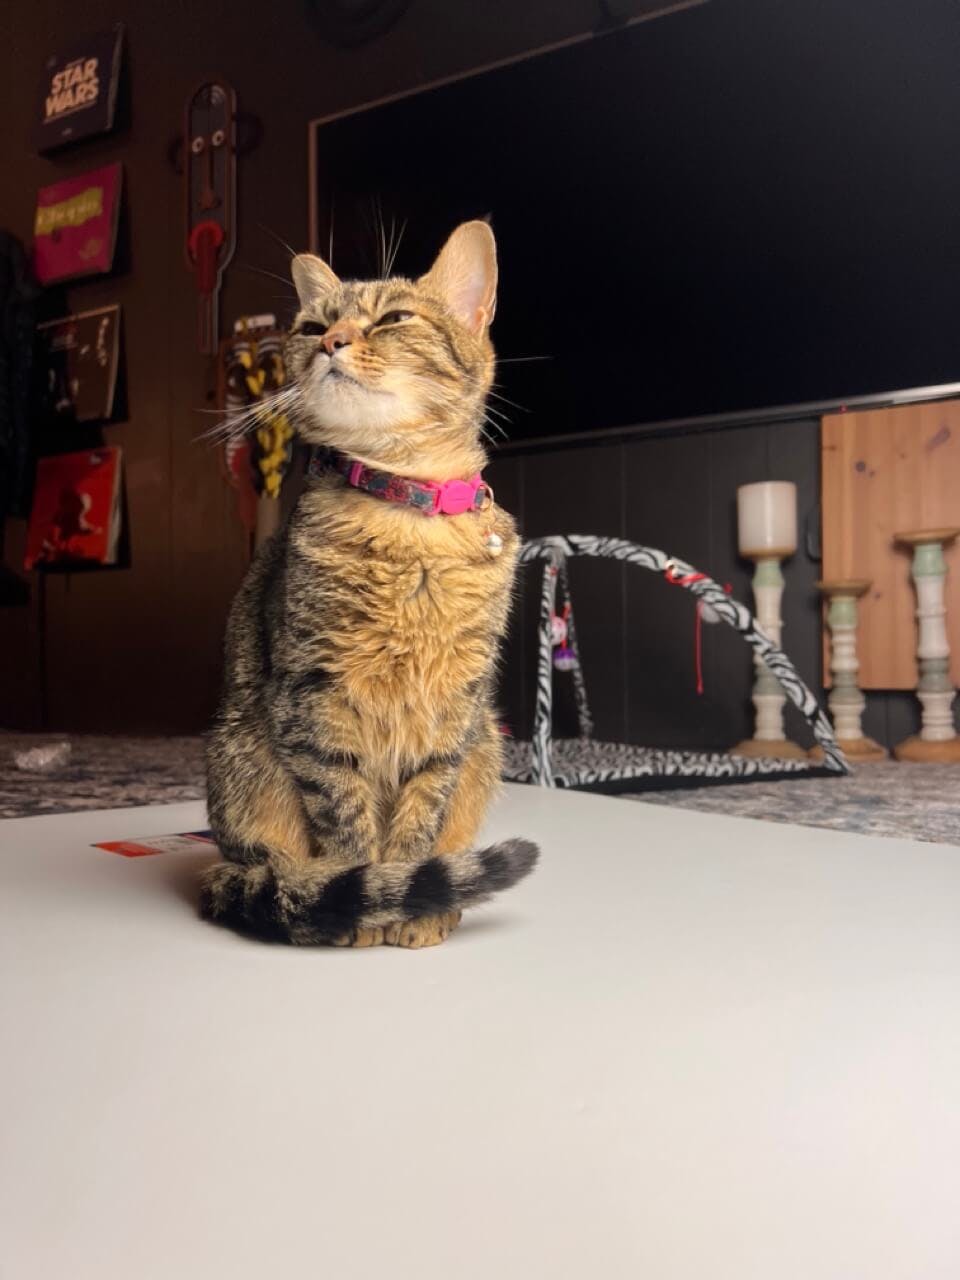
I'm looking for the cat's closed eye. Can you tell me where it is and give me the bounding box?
[375,310,414,328]
[298,320,328,337]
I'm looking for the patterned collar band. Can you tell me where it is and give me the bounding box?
[308,447,492,517]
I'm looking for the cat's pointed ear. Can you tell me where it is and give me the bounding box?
[420,221,497,335]
[291,254,340,309]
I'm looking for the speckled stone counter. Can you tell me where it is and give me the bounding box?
[0,733,205,820]
[1,732,958,847]
[632,761,960,846]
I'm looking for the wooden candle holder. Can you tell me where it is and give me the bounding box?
[815,579,886,761]
[893,527,960,763]
[732,552,808,760]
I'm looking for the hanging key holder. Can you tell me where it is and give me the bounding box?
[184,78,237,355]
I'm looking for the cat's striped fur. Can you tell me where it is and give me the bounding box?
[201,222,538,947]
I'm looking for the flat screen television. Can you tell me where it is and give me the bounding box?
[309,0,960,442]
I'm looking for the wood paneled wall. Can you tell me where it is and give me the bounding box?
[822,400,960,689]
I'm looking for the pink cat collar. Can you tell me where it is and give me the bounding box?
[309,448,493,517]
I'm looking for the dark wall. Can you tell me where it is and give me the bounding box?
[310,0,960,435]
[0,0,684,732]
[488,423,923,754]
[488,419,824,751]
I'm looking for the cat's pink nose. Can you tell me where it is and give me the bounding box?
[320,321,361,354]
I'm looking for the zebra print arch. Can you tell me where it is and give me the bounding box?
[503,535,849,792]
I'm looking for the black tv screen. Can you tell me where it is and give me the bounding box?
[310,0,960,442]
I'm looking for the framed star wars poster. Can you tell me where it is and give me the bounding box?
[33,162,122,285]
[35,25,124,153]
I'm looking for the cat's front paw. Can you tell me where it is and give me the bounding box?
[331,925,386,948]
[384,910,462,949]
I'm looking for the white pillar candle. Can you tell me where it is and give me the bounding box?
[737,481,798,558]
[732,480,805,760]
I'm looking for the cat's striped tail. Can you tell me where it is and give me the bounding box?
[198,839,539,944]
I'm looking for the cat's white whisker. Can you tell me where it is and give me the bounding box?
[197,386,302,445]
[483,403,510,422]
[238,262,298,293]
[384,216,407,278]
[256,223,297,261]
[486,386,529,414]
[480,414,508,441]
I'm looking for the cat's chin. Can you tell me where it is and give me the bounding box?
[307,363,436,431]
[297,376,480,475]
[295,400,415,460]
[303,379,398,432]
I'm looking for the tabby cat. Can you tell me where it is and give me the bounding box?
[201,221,538,947]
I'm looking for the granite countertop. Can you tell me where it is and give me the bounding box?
[1,733,205,820]
[1,732,958,847]
[629,760,960,847]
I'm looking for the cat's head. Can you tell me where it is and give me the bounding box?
[285,220,497,481]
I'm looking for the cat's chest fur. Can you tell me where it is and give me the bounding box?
[336,553,506,691]
[287,487,516,750]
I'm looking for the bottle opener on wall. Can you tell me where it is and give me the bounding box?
[184,79,237,354]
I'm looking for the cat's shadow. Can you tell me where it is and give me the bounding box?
[453,914,512,941]
[164,853,215,911]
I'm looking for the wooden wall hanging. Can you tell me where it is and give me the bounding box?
[184,78,237,355]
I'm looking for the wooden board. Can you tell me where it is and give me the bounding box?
[821,401,960,689]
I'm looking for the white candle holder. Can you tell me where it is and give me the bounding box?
[893,527,960,762]
[815,579,886,761]
[733,481,807,760]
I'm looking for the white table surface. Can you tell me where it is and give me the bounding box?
[2,784,959,1279]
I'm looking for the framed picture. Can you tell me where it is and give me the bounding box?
[33,162,122,285]
[35,24,124,153]
[24,446,123,570]
[36,305,121,423]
